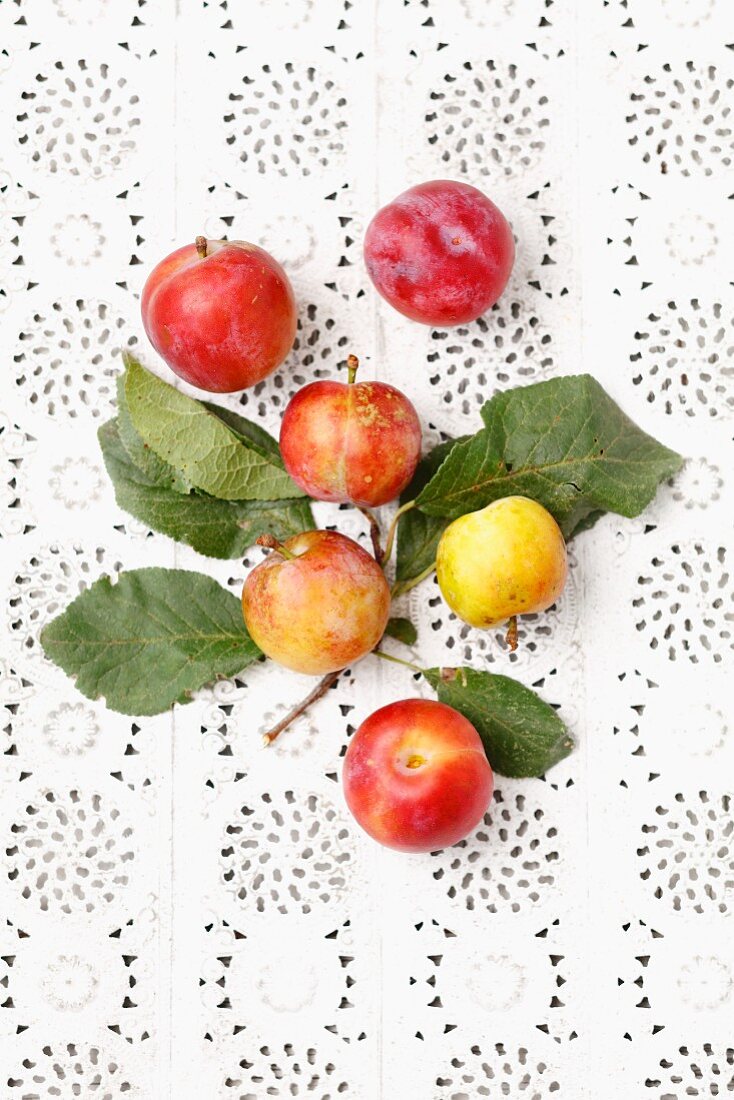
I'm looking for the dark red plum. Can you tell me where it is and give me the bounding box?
[364,180,514,327]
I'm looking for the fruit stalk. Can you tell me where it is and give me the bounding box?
[195,235,208,259]
[256,533,297,561]
[346,353,359,384]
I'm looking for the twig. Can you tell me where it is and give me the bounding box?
[357,506,384,563]
[262,669,343,746]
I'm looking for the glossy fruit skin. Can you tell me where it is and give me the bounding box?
[279,378,422,507]
[242,530,391,675]
[141,238,297,393]
[343,698,493,853]
[363,179,514,327]
[436,496,567,629]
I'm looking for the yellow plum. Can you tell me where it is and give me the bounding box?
[436,496,567,632]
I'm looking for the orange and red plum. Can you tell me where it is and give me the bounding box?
[242,530,391,675]
[343,698,493,853]
[279,370,421,508]
[364,179,514,327]
[141,237,296,393]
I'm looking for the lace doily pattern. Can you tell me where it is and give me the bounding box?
[0,2,731,1097]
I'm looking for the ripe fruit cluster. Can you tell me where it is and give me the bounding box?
[141,179,562,854]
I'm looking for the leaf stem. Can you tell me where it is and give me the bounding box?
[256,533,297,560]
[391,561,436,599]
[373,649,425,675]
[262,668,343,746]
[382,499,417,566]
[356,505,384,563]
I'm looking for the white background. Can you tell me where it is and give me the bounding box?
[1,0,732,1097]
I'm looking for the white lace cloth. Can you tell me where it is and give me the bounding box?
[1,1,732,1097]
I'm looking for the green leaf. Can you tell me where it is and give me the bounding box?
[202,402,284,464]
[395,437,469,588]
[123,355,304,501]
[384,617,418,646]
[41,567,261,715]
[568,509,606,538]
[416,375,683,536]
[424,666,574,778]
[116,375,192,493]
[100,419,314,559]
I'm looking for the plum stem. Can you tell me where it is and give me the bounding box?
[373,649,425,675]
[195,235,208,259]
[391,561,436,599]
[356,505,384,563]
[256,533,297,561]
[262,669,343,746]
[382,499,417,566]
[506,615,519,652]
[346,354,359,384]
